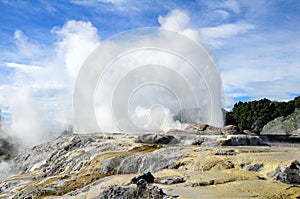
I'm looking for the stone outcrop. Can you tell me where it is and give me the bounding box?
[276,160,300,184]
[98,179,167,199]
[261,108,300,136]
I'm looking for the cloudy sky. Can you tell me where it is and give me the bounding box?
[0,0,300,129]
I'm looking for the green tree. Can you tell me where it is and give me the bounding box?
[294,96,300,109]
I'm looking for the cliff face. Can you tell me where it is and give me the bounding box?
[0,131,299,198]
[261,108,300,136]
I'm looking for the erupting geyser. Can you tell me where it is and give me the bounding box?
[73,28,224,133]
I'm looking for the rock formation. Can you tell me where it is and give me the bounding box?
[0,126,298,198]
[261,108,300,136]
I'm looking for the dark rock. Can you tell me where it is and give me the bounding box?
[135,134,179,144]
[98,180,167,199]
[276,160,300,184]
[257,176,267,180]
[219,135,269,146]
[241,163,264,172]
[131,172,155,184]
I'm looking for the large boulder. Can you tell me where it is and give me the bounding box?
[98,179,167,199]
[131,172,155,184]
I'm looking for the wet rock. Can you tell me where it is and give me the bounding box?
[219,135,269,146]
[276,160,300,184]
[135,134,179,144]
[241,163,264,172]
[131,172,155,183]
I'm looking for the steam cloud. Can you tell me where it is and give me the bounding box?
[1,10,223,147]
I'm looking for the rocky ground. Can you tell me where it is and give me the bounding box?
[0,128,299,199]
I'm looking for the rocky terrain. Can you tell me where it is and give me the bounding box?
[0,125,298,199]
[261,108,300,139]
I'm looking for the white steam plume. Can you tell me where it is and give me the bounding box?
[1,10,224,147]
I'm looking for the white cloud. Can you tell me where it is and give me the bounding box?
[219,29,300,102]
[158,9,190,32]
[52,20,100,77]
[200,23,255,47]
[156,8,300,105]
[158,10,202,44]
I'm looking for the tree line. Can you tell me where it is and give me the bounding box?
[225,96,300,134]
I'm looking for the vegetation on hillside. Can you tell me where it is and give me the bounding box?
[225,96,300,134]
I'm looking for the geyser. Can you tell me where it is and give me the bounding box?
[73,28,224,132]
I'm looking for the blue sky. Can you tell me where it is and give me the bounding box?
[0,0,300,122]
